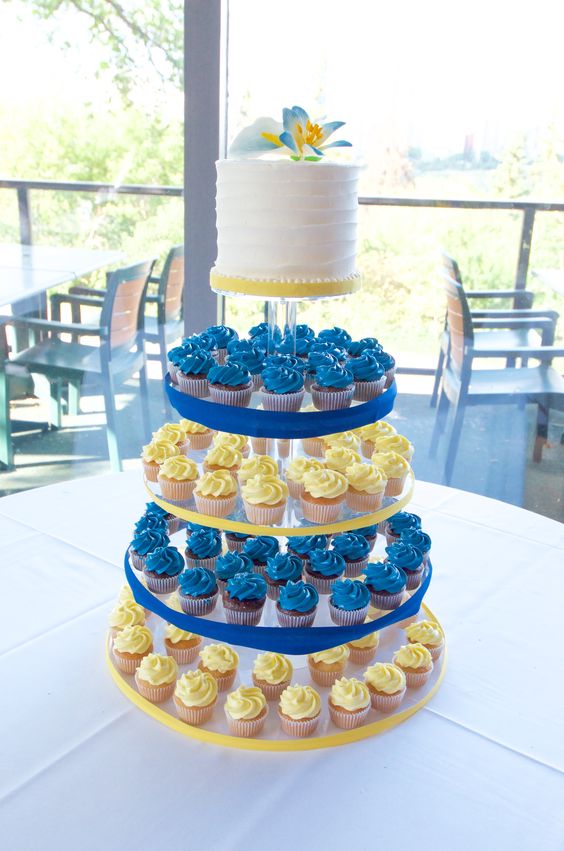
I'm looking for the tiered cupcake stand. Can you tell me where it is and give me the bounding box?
[107,285,447,751]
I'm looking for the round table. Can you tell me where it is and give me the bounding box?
[0,472,563,850]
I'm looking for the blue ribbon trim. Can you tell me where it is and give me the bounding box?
[125,553,432,654]
[165,376,397,439]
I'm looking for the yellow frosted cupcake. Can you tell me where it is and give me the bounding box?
[324,446,361,474]
[164,623,202,665]
[405,620,444,661]
[308,644,350,687]
[153,422,190,455]
[285,456,324,499]
[112,625,153,674]
[278,684,321,737]
[203,444,243,477]
[328,676,371,729]
[345,463,387,512]
[252,652,293,701]
[364,662,406,712]
[179,418,214,450]
[174,669,218,726]
[241,474,289,525]
[371,450,411,496]
[108,600,145,638]
[141,438,180,482]
[347,621,380,665]
[238,454,278,484]
[370,433,414,462]
[300,468,348,523]
[224,686,268,737]
[135,652,178,703]
[213,431,250,458]
[193,470,238,518]
[393,642,434,688]
[357,420,397,458]
[324,430,361,452]
[158,455,199,501]
[198,643,239,692]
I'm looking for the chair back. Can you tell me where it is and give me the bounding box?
[443,273,474,378]
[157,245,184,326]
[442,252,463,284]
[101,259,155,354]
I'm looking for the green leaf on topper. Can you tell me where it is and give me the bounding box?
[228,105,352,160]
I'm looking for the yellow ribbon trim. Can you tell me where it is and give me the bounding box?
[144,472,415,537]
[106,602,446,752]
[210,270,362,299]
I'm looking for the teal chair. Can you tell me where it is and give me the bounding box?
[0,324,36,469]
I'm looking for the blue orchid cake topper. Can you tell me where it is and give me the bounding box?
[229,105,352,161]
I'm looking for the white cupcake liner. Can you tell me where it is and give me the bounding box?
[225,537,247,553]
[301,437,324,457]
[193,492,237,518]
[304,374,315,393]
[142,461,160,483]
[277,440,291,458]
[304,570,339,595]
[184,554,218,571]
[405,566,424,591]
[260,388,305,412]
[345,489,384,513]
[129,548,147,572]
[278,711,320,737]
[186,430,214,451]
[308,662,344,687]
[311,384,354,411]
[368,589,404,610]
[329,701,371,729]
[134,675,176,704]
[177,374,210,398]
[166,516,184,535]
[223,603,265,626]
[328,601,369,626]
[208,384,253,408]
[252,675,290,702]
[347,644,378,666]
[251,373,263,391]
[286,479,305,500]
[143,572,180,595]
[112,648,151,675]
[403,666,433,688]
[385,476,407,497]
[165,640,202,665]
[344,558,368,578]
[368,686,406,712]
[243,499,287,526]
[251,437,274,454]
[384,367,396,388]
[158,476,197,502]
[353,376,387,402]
[224,706,269,738]
[168,362,178,384]
[300,496,344,524]
[266,581,284,601]
[276,607,317,628]
[178,590,219,615]
[216,347,227,364]
[252,562,269,579]
[410,640,443,662]
[174,695,216,726]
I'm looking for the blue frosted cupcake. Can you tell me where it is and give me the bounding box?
[178,567,219,615]
[277,333,313,360]
[249,321,282,347]
[177,348,215,398]
[375,351,396,388]
[225,530,253,553]
[347,337,383,358]
[362,561,407,610]
[134,512,169,535]
[311,364,354,411]
[349,352,386,401]
[287,534,329,569]
[385,541,425,591]
[305,548,346,595]
[260,365,305,412]
[264,553,304,601]
[328,579,371,626]
[208,362,253,408]
[331,532,371,577]
[215,551,253,593]
[276,580,319,628]
[129,528,170,571]
[227,348,266,390]
[400,528,432,565]
[304,350,339,392]
[185,521,212,540]
[223,572,268,626]
[184,527,222,570]
[140,500,183,536]
[354,524,378,552]
[183,332,219,358]
[143,545,184,595]
[264,353,306,374]
[317,326,352,348]
[205,324,238,363]
[242,535,280,576]
[385,512,422,545]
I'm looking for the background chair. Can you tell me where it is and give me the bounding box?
[430,253,555,407]
[430,272,564,484]
[0,324,36,469]
[7,259,155,472]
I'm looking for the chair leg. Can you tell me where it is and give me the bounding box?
[0,371,13,469]
[139,362,152,443]
[49,378,63,429]
[102,372,122,472]
[68,380,80,416]
[429,388,450,458]
[533,397,549,463]
[430,349,445,408]
[444,399,466,485]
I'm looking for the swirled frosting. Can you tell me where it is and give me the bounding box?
[143,501,168,518]
[165,622,200,644]
[348,337,382,357]
[348,351,385,381]
[208,362,251,387]
[130,528,170,556]
[225,572,267,601]
[323,431,360,450]
[262,365,304,394]
[375,351,395,372]
[117,584,135,605]
[213,432,249,451]
[310,340,347,362]
[399,528,431,554]
[136,653,178,685]
[253,652,292,685]
[184,332,218,353]
[178,567,217,598]
[199,643,239,673]
[314,364,353,389]
[265,552,303,583]
[279,684,321,720]
[186,528,222,558]
[113,624,152,654]
[306,350,338,374]
[159,455,199,481]
[318,326,352,347]
[288,534,329,555]
[330,677,370,710]
[331,532,370,561]
[142,439,179,465]
[357,420,397,442]
[216,551,253,580]
[285,456,324,484]
[355,524,377,539]
[175,670,217,707]
[302,468,348,499]
[204,444,243,469]
[168,344,189,365]
[154,423,186,444]
[277,334,312,357]
[264,354,305,373]
[387,512,422,535]
[178,349,215,376]
[249,321,282,343]
[385,542,424,573]
[225,686,266,720]
[364,662,406,694]
[371,433,414,461]
[308,548,346,578]
[347,463,388,496]
[278,580,319,613]
[330,579,371,611]
[206,324,238,348]
[228,349,265,375]
[145,546,184,577]
[194,470,237,497]
[405,620,444,647]
[227,338,265,356]
[324,446,361,472]
[393,643,433,670]
[242,535,279,563]
[371,450,410,478]
[241,474,289,506]
[238,455,278,483]
[310,645,350,666]
[363,561,407,593]
[134,513,168,534]
[179,418,210,435]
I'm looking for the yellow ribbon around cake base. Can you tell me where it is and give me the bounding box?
[106,602,446,752]
[210,270,362,300]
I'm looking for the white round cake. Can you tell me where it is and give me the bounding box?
[213,159,360,283]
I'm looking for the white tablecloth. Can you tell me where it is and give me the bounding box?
[1,472,563,851]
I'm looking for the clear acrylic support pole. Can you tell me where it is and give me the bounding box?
[268,300,298,469]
